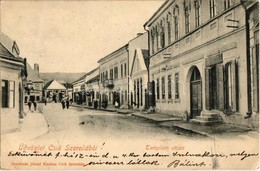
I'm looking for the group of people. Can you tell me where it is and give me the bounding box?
[61,98,70,109]
[28,101,37,112]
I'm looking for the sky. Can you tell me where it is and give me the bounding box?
[1,0,164,73]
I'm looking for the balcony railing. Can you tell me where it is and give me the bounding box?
[104,79,114,88]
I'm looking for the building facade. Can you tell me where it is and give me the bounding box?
[98,45,129,108]
[130,48,149,110]
[85,68,100,107]
[24,63,44,104]
[43,80,67,103]
[128,33,149,110]
[144,0,258,126]
[0,32,25,133]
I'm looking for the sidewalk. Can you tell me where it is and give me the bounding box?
[2,109,49,141]
[71,104,254,138]
[131,113,253,138]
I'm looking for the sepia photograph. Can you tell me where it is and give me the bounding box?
[0,0,259,170]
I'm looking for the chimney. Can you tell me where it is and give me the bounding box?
[34,63,39,76]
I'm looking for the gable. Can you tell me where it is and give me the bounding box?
[130,48,148,76]
[46,80,66,90]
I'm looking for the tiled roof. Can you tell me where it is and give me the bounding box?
[26,63,43,82]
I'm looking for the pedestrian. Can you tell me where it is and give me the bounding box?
[115,100,119,108]
[66,98,70,109]
[43,97,47,105]
[61,99,65,109]
[28,101,32,111]
[33,101,37,111]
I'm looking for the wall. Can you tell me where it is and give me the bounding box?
[1,67,21,133]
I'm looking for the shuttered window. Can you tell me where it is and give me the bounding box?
[252,44,259,112]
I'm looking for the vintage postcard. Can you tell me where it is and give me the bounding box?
[0,0,259,170]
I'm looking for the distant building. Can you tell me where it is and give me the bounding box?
[43,80,67,103]
[0,32,26,133]
[72,67,99,106]
[98,44,129,108]
[85,68,99,107]
[144,0,258,126]
[24,63,44,104]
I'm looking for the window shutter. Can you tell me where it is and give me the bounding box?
[217,64,224,110]
[205,67,211,110]
[231,60,238,112]
[252,45,259,112]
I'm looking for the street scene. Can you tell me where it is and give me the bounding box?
[1,0,259,170]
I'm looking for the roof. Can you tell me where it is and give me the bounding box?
[72,67,99,84]
[43,80,67,90]
[26,63,43,82]
[97,44,128,63]
[0,32,24,66]
[144,0,172,28]
[130,48,149,76]
[86,75,99,84]
[0,32,20,57]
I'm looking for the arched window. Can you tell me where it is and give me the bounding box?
[156,25,161,50]
[167,13,172,45]
[184,6,190,34]
[173,6,179,40]
[160,20,165,48]
[194,0,201,27]
[151,28,155,54]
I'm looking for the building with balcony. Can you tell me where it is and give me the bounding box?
[98,44,129,108]
[144,0,258,127]
[0,32,26,133]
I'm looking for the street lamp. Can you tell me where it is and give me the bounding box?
[25,80,34,95]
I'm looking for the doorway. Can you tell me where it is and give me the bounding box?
[190,67,202,119]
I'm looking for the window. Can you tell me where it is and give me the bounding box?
[157,26,161,50]
[173,6,179,40]
[140,78,143,106]
[105,71,108,80]
[121,64,123,78]
[134,80,136,103]
[110,69,113,80]
[151,29,155,54]
[195,0,201,27]
[209,0,216,18]
[156,78,160,100]
[124,63,127,77]
[168,75,172,99]
[2,80,15,108]
[224,0,231,10]
[160,20,165,48]
[167,13,172,45]
[225,62,238,112]
[161,77,165,99]
[184,7,190,34]
[114,66,118,79]
[175,73,179,99]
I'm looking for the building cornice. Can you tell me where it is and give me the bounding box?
[98,44,128,64]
